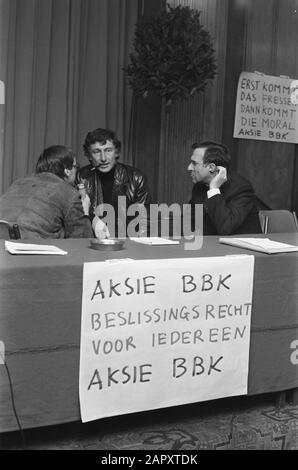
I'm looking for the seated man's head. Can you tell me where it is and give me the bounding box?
[36,145,78,185]
[188,141,231,184]
[83,128,121,173]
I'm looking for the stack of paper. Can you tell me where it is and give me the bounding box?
[219,237,298,254]
[130,237,180,245]
[5,241,68,255]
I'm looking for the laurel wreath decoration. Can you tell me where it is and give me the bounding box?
[125,4,217,105]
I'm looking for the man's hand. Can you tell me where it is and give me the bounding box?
[81,194,91,216]
[209,166,227,190]
[92,216,110,240]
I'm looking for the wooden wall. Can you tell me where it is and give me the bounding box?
[130,0,164,203]
[235,0,298,211]
[132,0,298,211]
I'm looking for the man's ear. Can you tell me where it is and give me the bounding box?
[209,163,217,173]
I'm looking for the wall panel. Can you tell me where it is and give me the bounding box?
[137,0,298,210]
[158,0,229,204]
[237,0,298,209]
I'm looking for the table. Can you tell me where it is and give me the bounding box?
[1,234,298,432]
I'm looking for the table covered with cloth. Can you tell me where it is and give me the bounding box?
[0,234,297,432]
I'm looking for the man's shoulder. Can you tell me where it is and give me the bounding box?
[116,162,146,179]
[39,172,75,188]
[6,173,78,207]
[33,173,79,202]
[226,171,254,191]
[10,172,65,189]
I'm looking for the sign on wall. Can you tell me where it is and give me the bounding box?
[79,255,255,423]
[233,72,298,143]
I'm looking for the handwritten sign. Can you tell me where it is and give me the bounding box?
[233,72,298,143]
[79,256,255,422]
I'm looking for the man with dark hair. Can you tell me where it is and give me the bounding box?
[188,141,261,235]
[0,145,96,239]
[77,128,151,237]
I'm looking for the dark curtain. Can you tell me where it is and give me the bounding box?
[0,0,138,194]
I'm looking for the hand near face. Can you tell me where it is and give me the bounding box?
[92,216,110,240]
[81,193,91,216]
[209,166,227,190]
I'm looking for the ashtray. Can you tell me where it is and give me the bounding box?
[89,238,125,251]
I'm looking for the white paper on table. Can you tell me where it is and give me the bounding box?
[219,237,298,254]
[4,240,68,255]
[130,237,180,245]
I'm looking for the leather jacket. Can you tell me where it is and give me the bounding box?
[77,162,151,236]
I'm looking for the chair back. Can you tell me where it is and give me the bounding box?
[259,210,298,234]
[0,220,21,239]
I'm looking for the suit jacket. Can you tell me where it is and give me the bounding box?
[190,171,262,235]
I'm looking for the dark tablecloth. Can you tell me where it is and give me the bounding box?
[1,234,298,431]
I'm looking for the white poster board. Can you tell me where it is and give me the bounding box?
[233,72,298,143]
[79,255,255,422]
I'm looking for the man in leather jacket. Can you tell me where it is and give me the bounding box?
[77,128,151,237]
